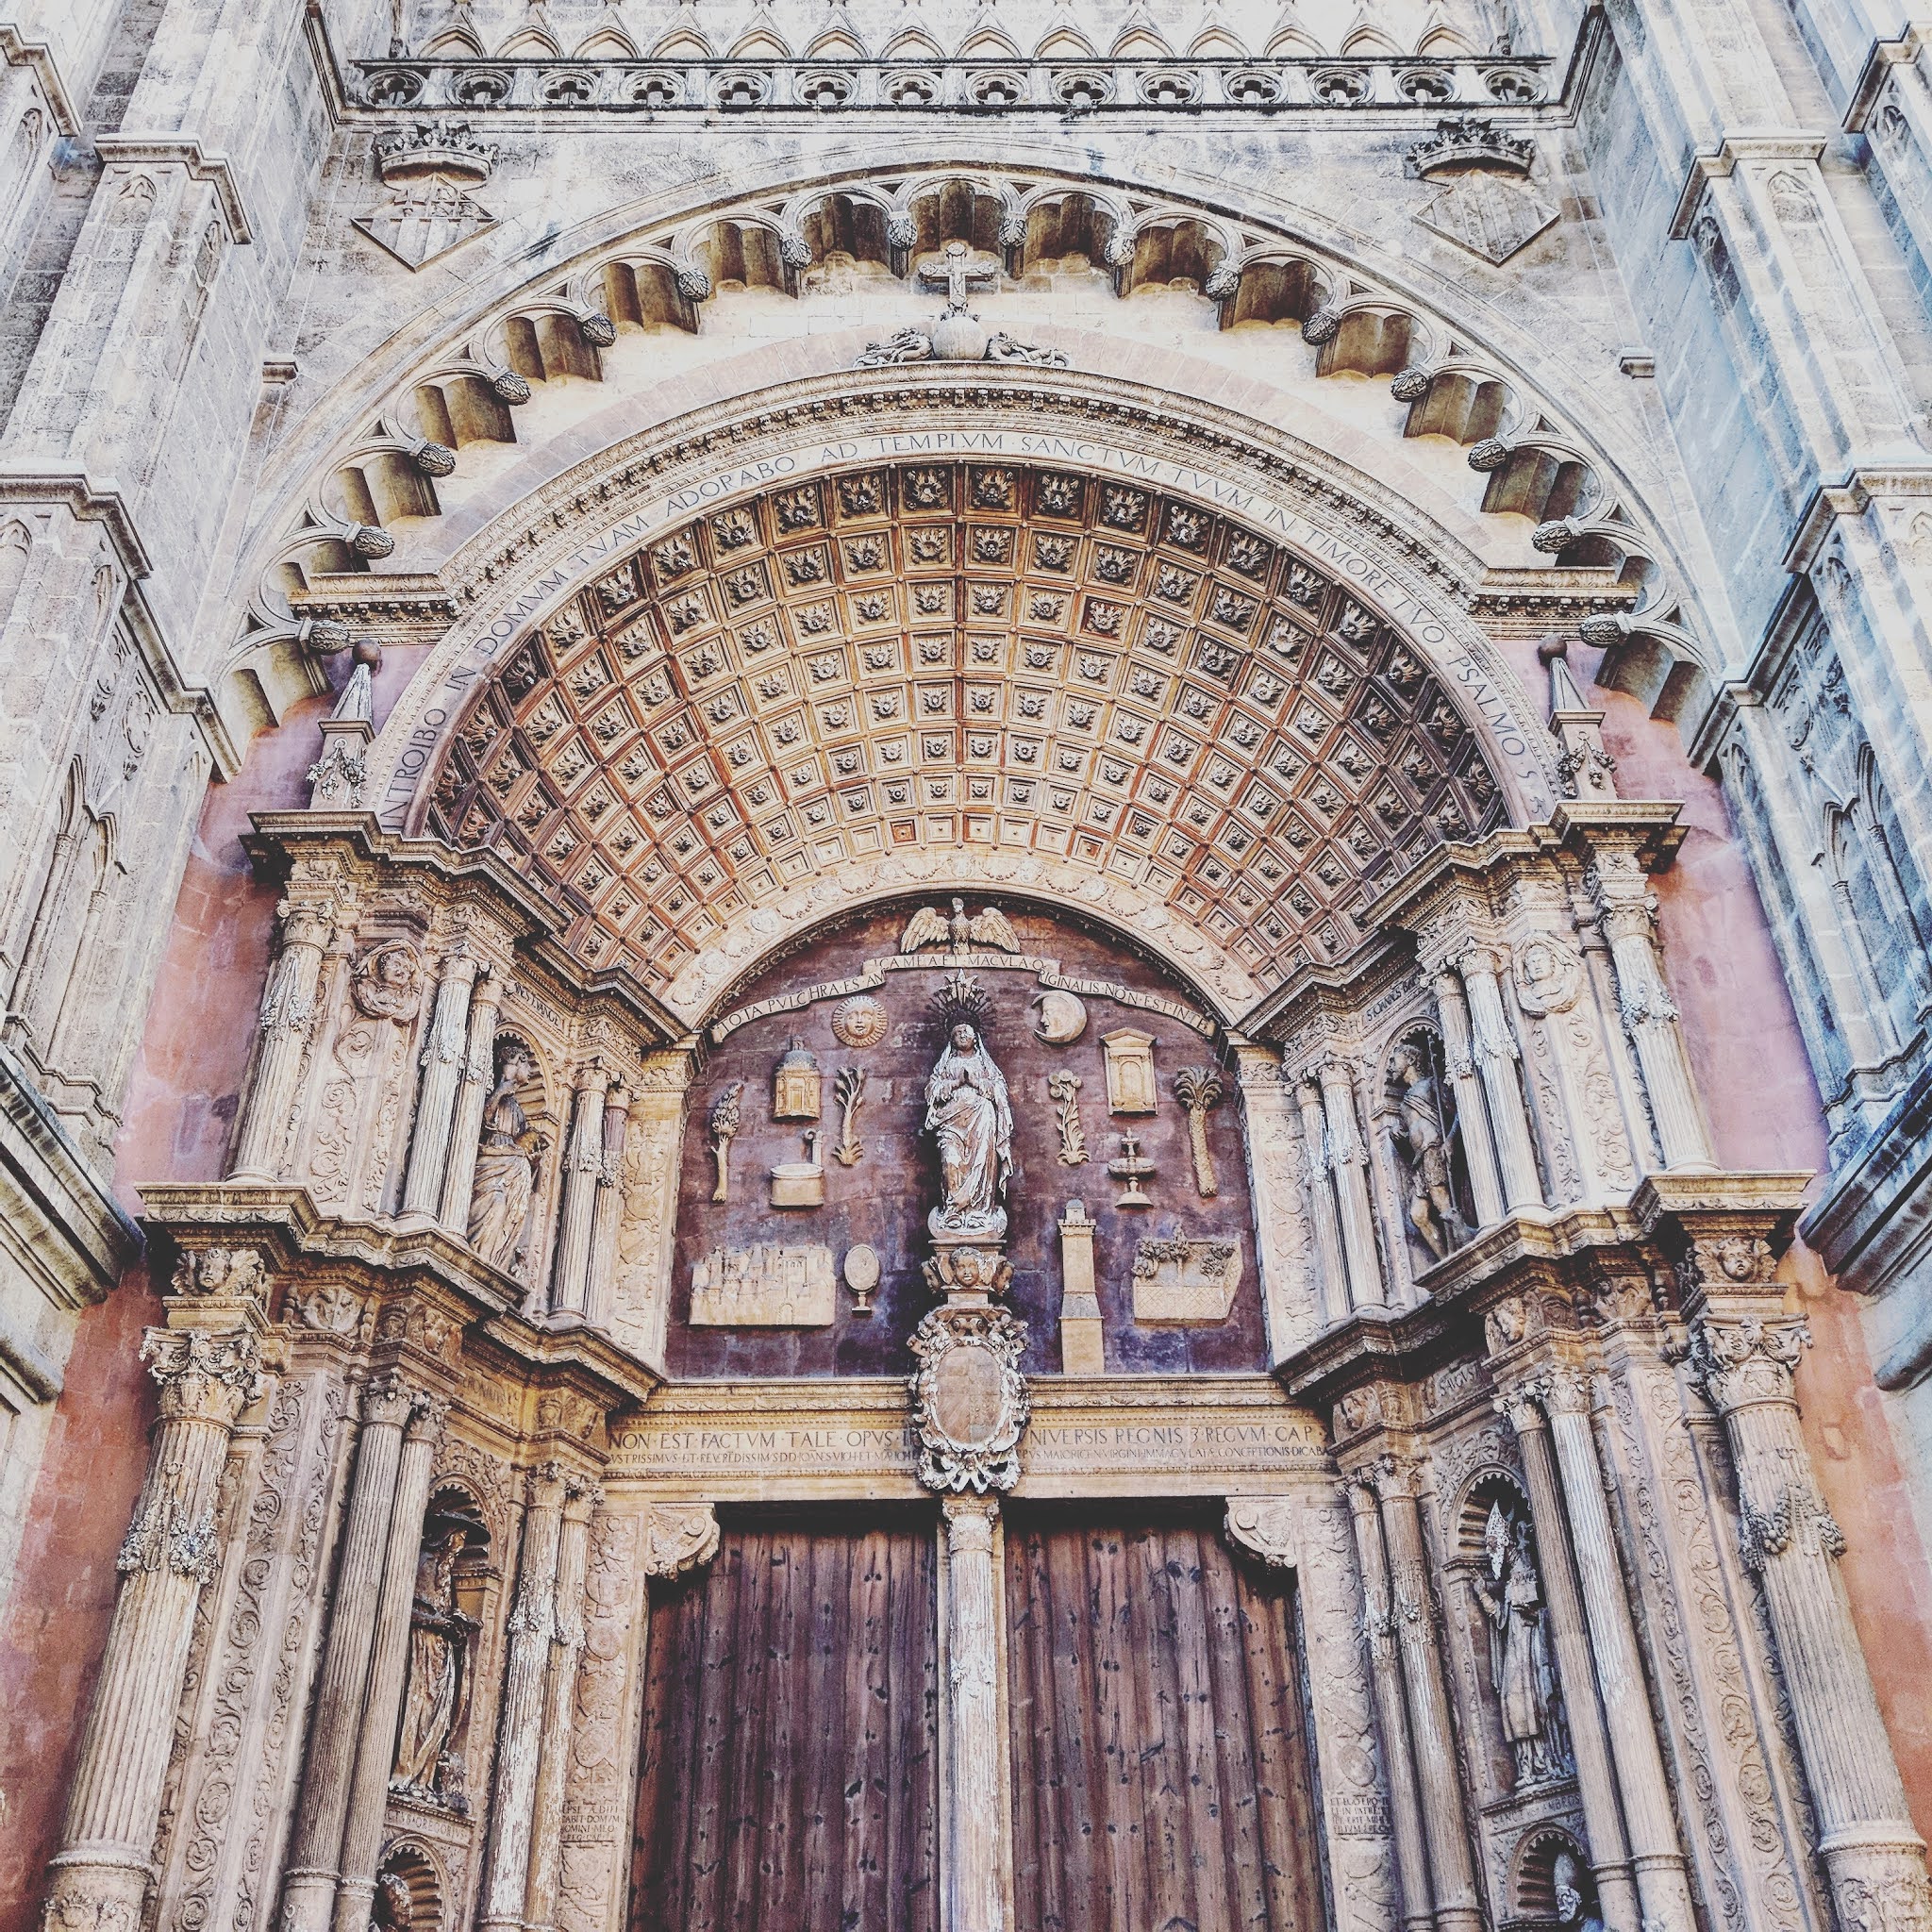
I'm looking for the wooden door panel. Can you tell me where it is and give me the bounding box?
[1006,1508,1328,1932]
[629,1513,939,1932]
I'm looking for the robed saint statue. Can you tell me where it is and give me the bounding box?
[924,1013,1014,1241]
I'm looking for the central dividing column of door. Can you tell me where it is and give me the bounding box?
[942,1495,1005,1932]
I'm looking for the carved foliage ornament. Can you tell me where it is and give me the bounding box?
[640,1504,721,1578]
[169,1244,272,1305]
[908,1304,1030,1493]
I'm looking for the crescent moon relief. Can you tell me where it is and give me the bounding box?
[1032,990,1089,1044]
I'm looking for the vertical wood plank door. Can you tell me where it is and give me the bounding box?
[1006,1506,1329,1932]
[628,1509,940,1932]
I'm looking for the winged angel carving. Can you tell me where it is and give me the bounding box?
[900,898,1021,955]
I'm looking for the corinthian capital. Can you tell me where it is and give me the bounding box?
[360,1367,421,1429]
[1369,1452,1420,1502]
[1683,1316,1808,1413]
[142,1327,265,1424]
[1492,1384,1547,1436]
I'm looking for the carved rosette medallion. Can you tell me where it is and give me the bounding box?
[908,1306,1030,1494]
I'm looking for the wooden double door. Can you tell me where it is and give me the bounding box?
[628,1505,1327,1932]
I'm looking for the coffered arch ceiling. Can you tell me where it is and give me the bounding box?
[416,458,1509,1013]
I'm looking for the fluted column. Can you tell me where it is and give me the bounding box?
[280,1373,418,1932]
[1343,1476,1437,1932]
[525,1479,598,1932]
[1685,1319,1931,1925]
[42,1327,265,1929]
[1432,967,1505,1226]
[232,899,333,1179]
[439,964,505,1233]
[1295,1077,1350,1324]
[942,1495,1005,1932]
[333,1394,444,1932]
[1457,948,1542,1211]
[1497,1388,1641,1932]
[1319,1058,1386,1310]
[1589,857,1715,1170]
[1540,1370,1696,1932]
[402,947,482,1215]
[481,1464,570,1932]
[550,1063,611,1317]
[1374,1459,1481,1932]
[582,1082,631,1328]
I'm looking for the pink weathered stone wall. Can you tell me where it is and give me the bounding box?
[0,648,426,1922]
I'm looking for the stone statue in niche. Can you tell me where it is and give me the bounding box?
[1475,1496,1570,1788]
[1384,1036,1470,1261]
[350,938,424,1023]
[924,975,1013,1241]
[468,1041,541,1272]
[391,1512,479,1810]
[773,1038,822,1120]
[372,1871,413,1932]
[707,1080,743,1202]
[1553,1851,1606,1932]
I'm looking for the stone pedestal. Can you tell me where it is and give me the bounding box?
[1057,1200,1103,1374]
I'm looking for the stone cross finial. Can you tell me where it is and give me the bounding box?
[918,242,999,313]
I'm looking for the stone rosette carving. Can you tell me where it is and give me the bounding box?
[908,1305,1030,1493]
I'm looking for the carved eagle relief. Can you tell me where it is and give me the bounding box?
[899,897,1022,955]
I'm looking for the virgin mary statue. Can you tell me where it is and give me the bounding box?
[924,1010,1014,1240]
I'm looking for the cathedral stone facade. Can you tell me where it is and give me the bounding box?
[5,3,1932,1930]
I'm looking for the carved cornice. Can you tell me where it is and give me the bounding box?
[140,1182,660,1408]
[93,134,256,243]
[0,25,79,134]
